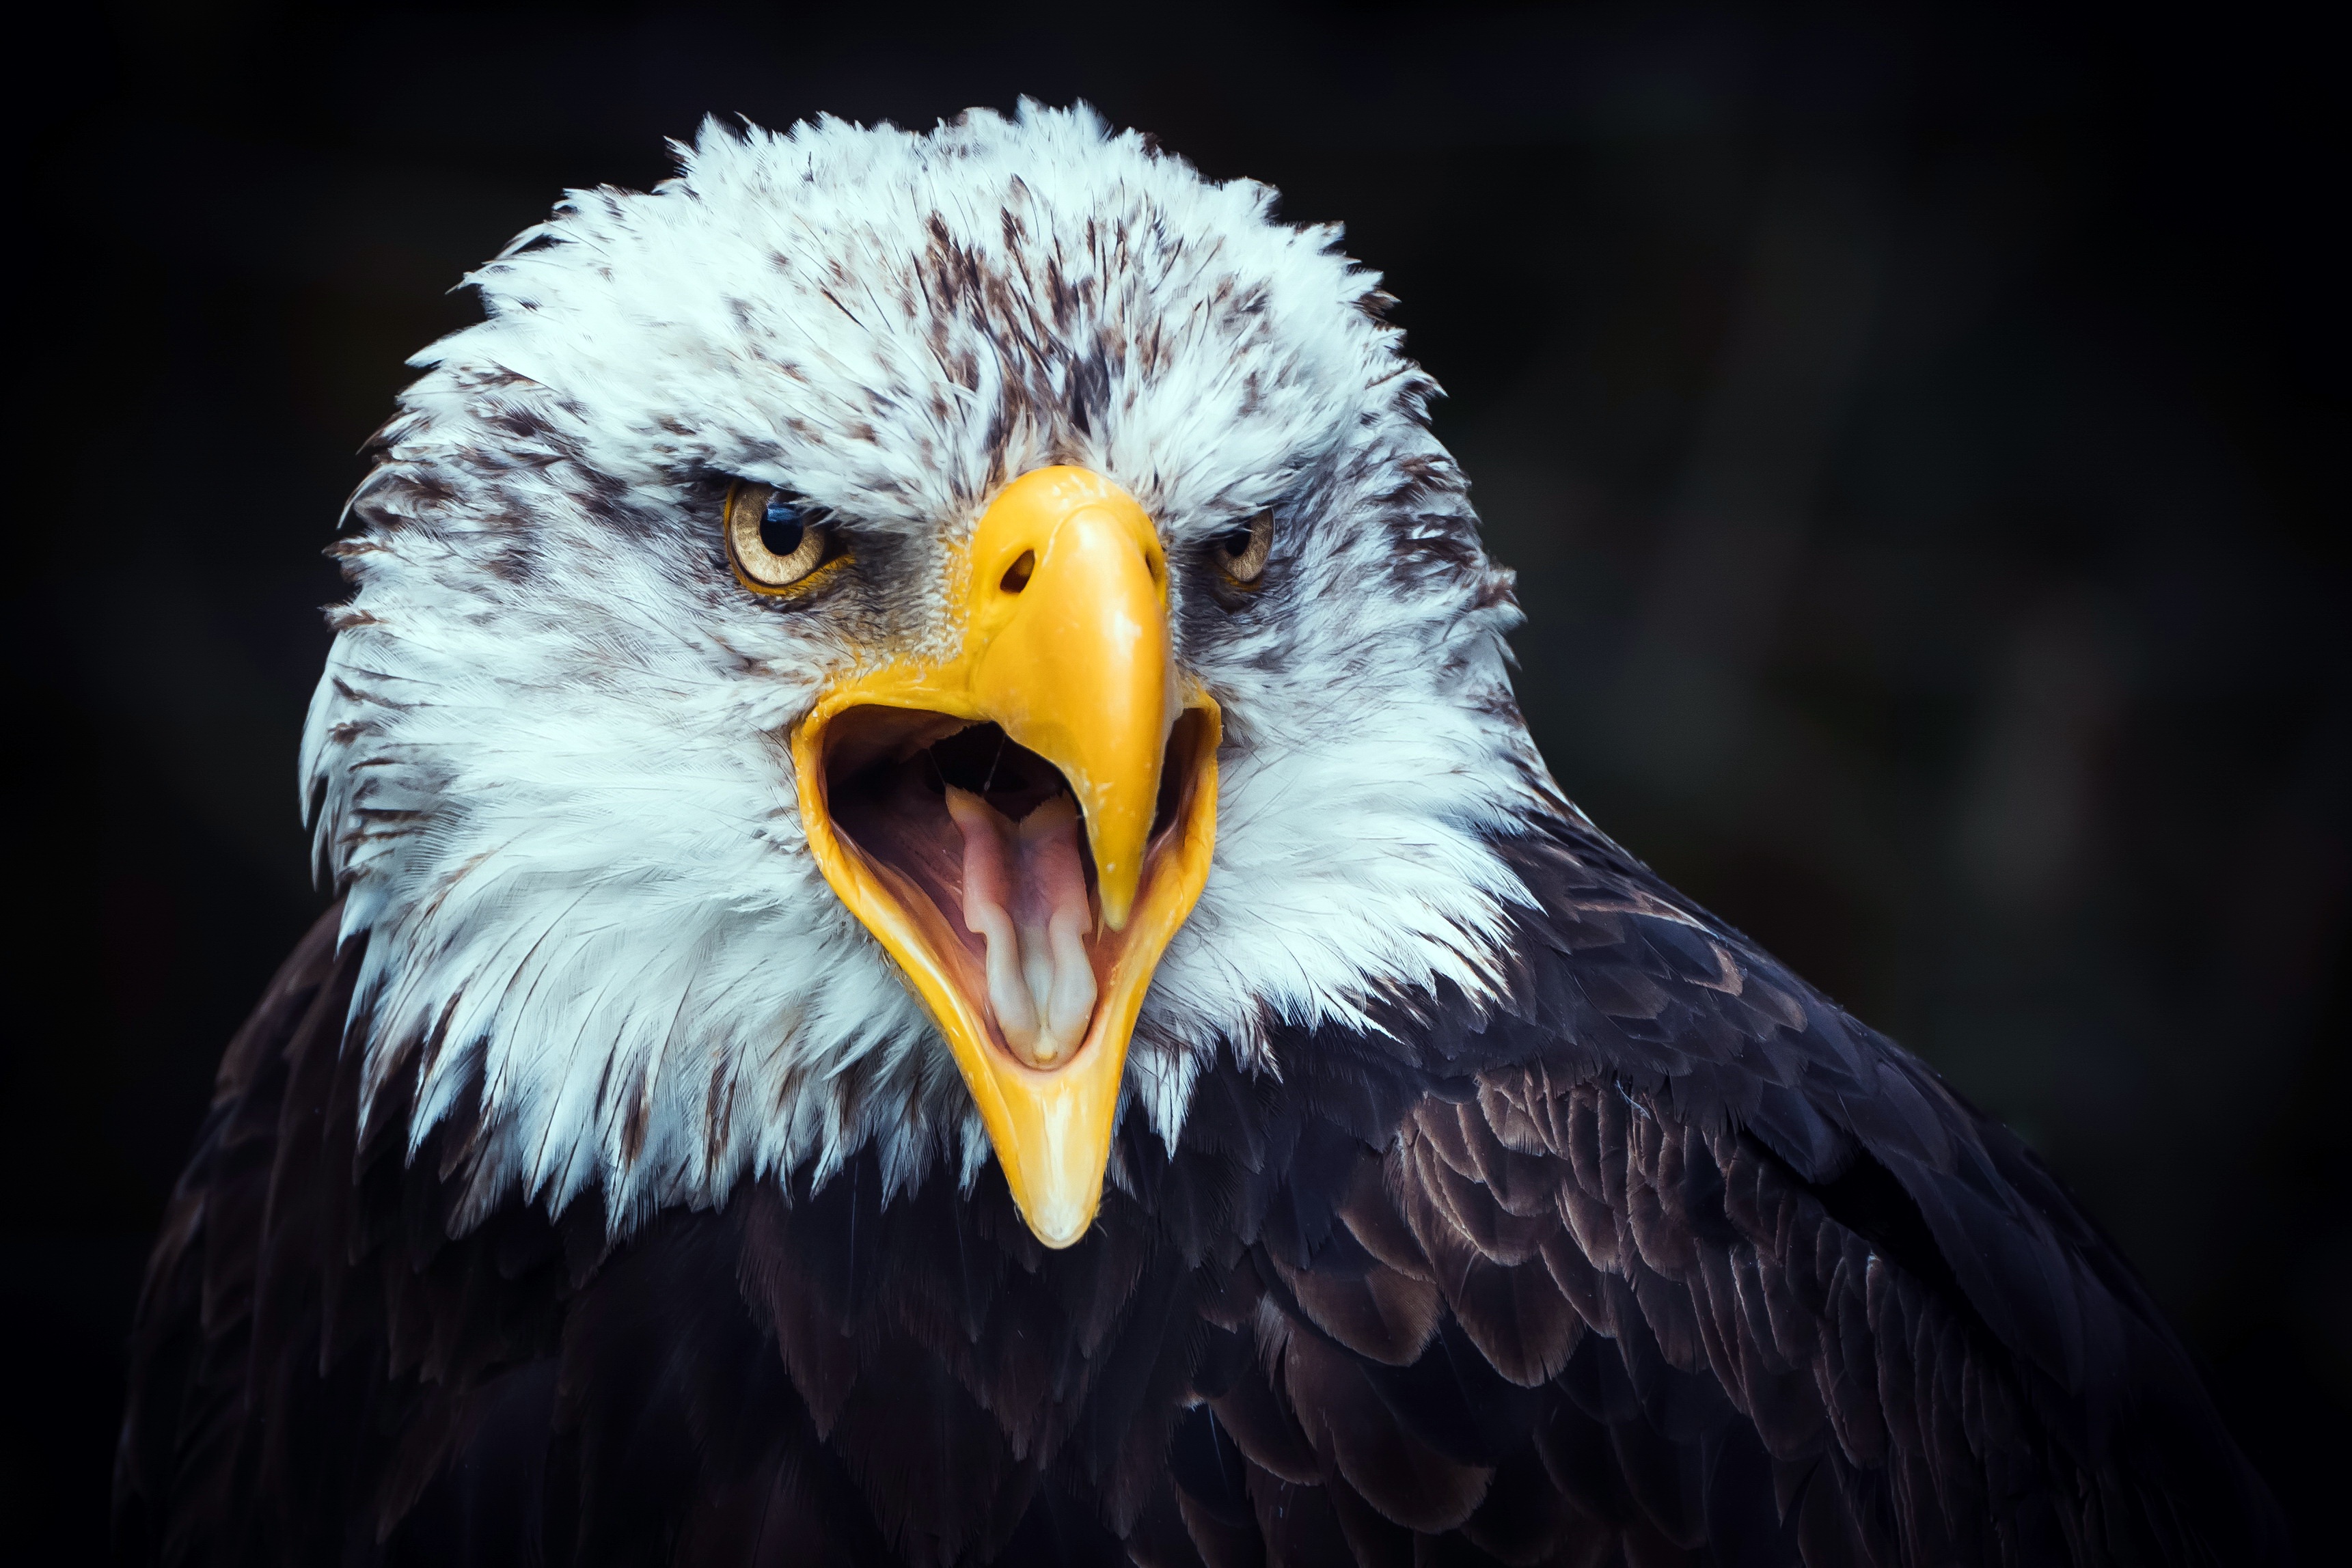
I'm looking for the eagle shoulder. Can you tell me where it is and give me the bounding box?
[1173,817,2288,1565]
[116,849,2287,1566]
[115,907,1212,1565]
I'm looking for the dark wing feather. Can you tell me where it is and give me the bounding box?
[1145,817,2288,1567]
[118,907,1205,1567]
[119,808,2285,1567]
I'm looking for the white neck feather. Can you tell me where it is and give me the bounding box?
[299,105,1558,1232]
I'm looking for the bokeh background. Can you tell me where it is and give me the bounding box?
[7,1,2342,1557]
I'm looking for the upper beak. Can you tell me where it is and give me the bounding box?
[791,467,1219,1247]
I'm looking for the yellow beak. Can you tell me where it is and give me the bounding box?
[791,467,1219,1247]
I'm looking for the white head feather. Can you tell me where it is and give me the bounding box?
[301,103,1557,1230]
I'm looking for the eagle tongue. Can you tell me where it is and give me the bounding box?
[944,787,1098,1068]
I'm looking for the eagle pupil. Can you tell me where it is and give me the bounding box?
[761,497,806,558]
[1216,527,1253,558]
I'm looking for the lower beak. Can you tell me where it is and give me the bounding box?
[791,467,1219,1247]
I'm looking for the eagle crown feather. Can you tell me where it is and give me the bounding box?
[300,102,1558,1235]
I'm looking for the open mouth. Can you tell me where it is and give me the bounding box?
[783,464,1216,1247]
[806,704,1218,1073]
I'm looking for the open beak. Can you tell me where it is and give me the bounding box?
[791,467,1220,1248]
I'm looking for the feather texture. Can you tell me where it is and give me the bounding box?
[120,817,2286,1565]
[118,105,2282,1567]
[298,105,1544,1230]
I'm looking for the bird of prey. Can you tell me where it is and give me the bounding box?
[115,106,2284,1567]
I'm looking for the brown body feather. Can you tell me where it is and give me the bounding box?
[116,818,2285,1565]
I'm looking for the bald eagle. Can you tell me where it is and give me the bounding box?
[115,106,2282,1567]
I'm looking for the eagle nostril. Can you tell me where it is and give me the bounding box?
[1001,551,1036,594]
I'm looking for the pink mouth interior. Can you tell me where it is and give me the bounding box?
[819,711,1200,1069]
[823,716,1104,1067]
[945,788,1095,1064]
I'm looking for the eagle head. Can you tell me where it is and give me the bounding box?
[303,103,1553,1246]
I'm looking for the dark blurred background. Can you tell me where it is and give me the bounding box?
[5,1,2342,1558]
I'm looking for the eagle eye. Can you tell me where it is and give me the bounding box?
[726,482,833,592]
[1211,510,1274,585]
